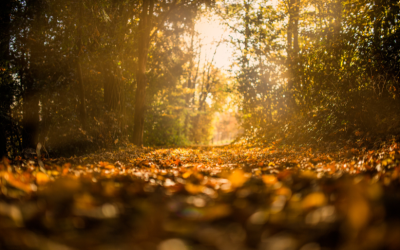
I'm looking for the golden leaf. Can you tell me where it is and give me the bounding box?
[302,192,327,210]
[185,183,204,194]
[36,172,50,185]
[228,169,248,188]
[262,175,277,185]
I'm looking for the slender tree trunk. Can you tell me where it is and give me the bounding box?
[22,57,39,149]
[21,47,39,148]
[287,0,293,56]
[293,0,301,101]
[186,22,196,103]
[133,0,154,146]
[76,0,86,129]
[103,63,112,109]
[333,0,342,42]
[333,0,342,69]
[293,0,299,54]
[0,126,6,157]
[102,60,124,143]
[243,1,250,69]
[77,62,86,128]
[286,0,299,113]
[373,0,382,63]
[103,1,127,114]
[22,77,39,149]
[184,23,196,138]
[22,0,41,149]
[0,0,12,156]
[103,62,121,111]
[241,0,251,113]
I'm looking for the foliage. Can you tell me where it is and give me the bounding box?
[0,0,232,157]
[219,0,400,147]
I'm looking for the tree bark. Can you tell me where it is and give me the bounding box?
[184,22,197,138]
[293,0,302,98]
[243,1,250,69]
[22,77,39,149]
[103,0,129,113]
[333,0,342,69]
[103,62,120,111]
[286,0,299,113]
[293,0,299,54]
[22,0,42,149]
[76,0,86,129]
[242,0,251,111]
[373,0,382,63]
[0,0,13,156]
[132,0,154,146]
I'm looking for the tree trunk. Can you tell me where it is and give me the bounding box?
[132,0,154,146]
[0,126,6,157]
[184,22,197,138]
[373,0,382,63]
[22,78,39,149]
[242,0,251,113]
[293,0,299,54]
[243,1,250,69]
[103,62,122,111]
[286,0,299,113]
[22,0,42,149]
[333,0,342,69]
[103,0,128,114]
[22,56,39,149]
[76,0,86,129]
[293,0,302,100]
[77,61,86,128]
[0,0,13,156]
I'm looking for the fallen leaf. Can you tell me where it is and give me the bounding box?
[228,169,248,188]
[36,172,50,185]
[302,192,327,210]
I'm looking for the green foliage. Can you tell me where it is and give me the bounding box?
[0,0,225,157]
[221,0,400,146]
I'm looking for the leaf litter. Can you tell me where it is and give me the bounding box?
[1,142,400,250]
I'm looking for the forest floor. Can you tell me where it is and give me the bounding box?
[1,141,400,250]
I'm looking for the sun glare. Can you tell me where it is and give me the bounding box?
[195,15,234,70]
[195,14,241,145]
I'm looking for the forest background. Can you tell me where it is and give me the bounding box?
[1,0,400,157]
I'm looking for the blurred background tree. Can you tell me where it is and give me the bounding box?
[1,0,230,157]
[219,0,400,147]
[2,0,400,157]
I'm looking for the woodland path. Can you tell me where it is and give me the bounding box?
[0,143,400,250]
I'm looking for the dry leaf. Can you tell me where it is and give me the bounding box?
[228,169,248,188]
[302,192,327,210]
